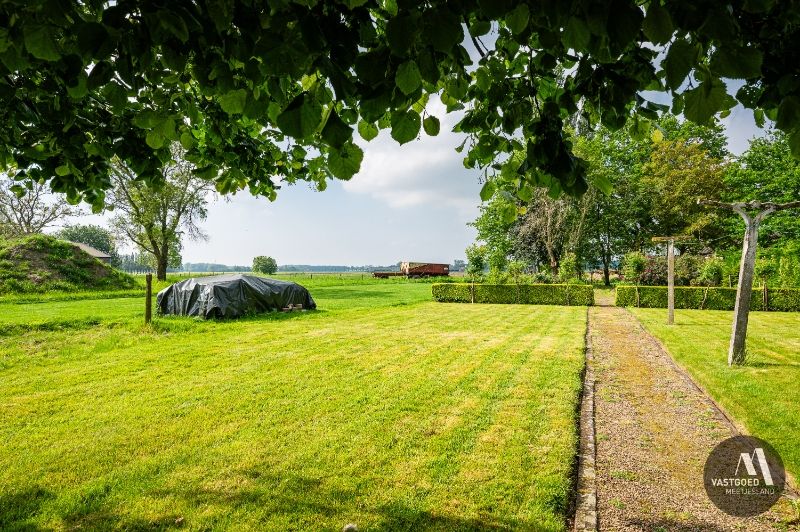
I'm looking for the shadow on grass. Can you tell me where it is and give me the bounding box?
[0,487,54,531]
[4,471,532,531]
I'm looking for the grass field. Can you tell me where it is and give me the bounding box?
[1,280,587,530]
[632,308,800,480]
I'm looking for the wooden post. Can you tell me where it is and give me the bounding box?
[699,199,800,365]
[145,273,152,324]
[667,239,675,325]
[652,236,695,325]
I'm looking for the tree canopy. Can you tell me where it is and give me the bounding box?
[3,0,800,209]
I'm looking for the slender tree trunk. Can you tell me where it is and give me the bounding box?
[729,214,760,365]
[156,252,168,281]
[602,253,611,286]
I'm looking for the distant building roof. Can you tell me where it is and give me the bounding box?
[68,241,112,259]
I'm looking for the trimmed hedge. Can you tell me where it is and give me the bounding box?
[432,283,594,306]
[615,285,800,312]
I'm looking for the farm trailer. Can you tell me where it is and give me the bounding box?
[373,262,450,279]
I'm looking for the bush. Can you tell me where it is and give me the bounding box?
[639,255,667,286]
[621,251,646,283]
[432,283,594,306]
[558,252,579,282]
[615,285,800,312]
[695,256,724,286]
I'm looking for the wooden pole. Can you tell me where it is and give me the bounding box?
[145,273,152,324]
[698,199,800,365]
[667,239,675,325]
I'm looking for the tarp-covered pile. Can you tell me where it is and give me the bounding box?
[157,274,316,319]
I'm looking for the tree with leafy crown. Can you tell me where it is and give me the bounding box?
[1,0,799,210]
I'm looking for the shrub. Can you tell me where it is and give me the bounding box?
[432,283,594,306]
[639,255,667,286]
[558,252,579,283]
[615,285,800,312]
[695,256,724,286]
[621,251,646,283]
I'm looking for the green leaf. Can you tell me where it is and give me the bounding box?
[321,110,353,149]
[469,20,491,37]
[23,25,60,61]
[390,110,421,144]
[683,78,728,124]
[474,68,491,92]
[607,0,643,48]
[395,60,422,95]
[789,130,800,159]
[500,203,517,223]
[276,93,324,139]
[776,96,800,131]
[479,180,495,201]
[424,9,463,53]
[146,130,165,149]
[358,120,379,141]
[505,4,530,35]
[218,89,248,115]
[753,108,765,128]
[710,47,763,79]
[642,1,674,44]
[328,142,364,180]
[591,174,613,195]
[67,75,88,99]
[663,38,697,91]
[180,131,195,150]
[423,116,440,136]
[159,10,189,42]
[386,15,417,55]
[55,164,71,176]
[563,17,590,50]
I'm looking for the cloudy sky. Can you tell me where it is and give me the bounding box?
[65,83,768,267]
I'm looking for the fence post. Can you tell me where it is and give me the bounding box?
[145,273,152,324]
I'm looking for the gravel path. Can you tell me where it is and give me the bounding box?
[588,306,797,531]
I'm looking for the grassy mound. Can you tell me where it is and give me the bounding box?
[0,234,136,293]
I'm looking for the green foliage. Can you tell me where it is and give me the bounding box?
[696,256,725,287]
[55,224,119,265]
[432,283,594,306]
[723,132,800,248]
[615,285,800,312]
[558,252,580,282]
[464,244,487,280]
[252,256,278,275]
[2,1,797,209]
[621,252,647,284]
[0,234,135,294]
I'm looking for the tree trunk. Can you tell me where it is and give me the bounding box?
[729,216,760,365]
[156,253,168,281]
[602,252,611,286]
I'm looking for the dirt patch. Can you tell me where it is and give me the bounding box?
[590,306,797,530]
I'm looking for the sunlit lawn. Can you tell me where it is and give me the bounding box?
[632,308,800,480]
[1,282,587,530]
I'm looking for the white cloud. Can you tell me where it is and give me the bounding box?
[342,98,481,217]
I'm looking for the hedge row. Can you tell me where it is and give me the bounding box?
[615,285,800,312]
[432,283,594,306]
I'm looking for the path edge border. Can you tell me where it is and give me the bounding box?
[573,307,598,531]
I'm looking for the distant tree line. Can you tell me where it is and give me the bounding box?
[469,117,800,288]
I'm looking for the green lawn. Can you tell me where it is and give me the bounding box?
[1,282,587,530]
[632,308,800,480]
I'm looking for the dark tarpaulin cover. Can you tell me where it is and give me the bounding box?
[156,274,316,319]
